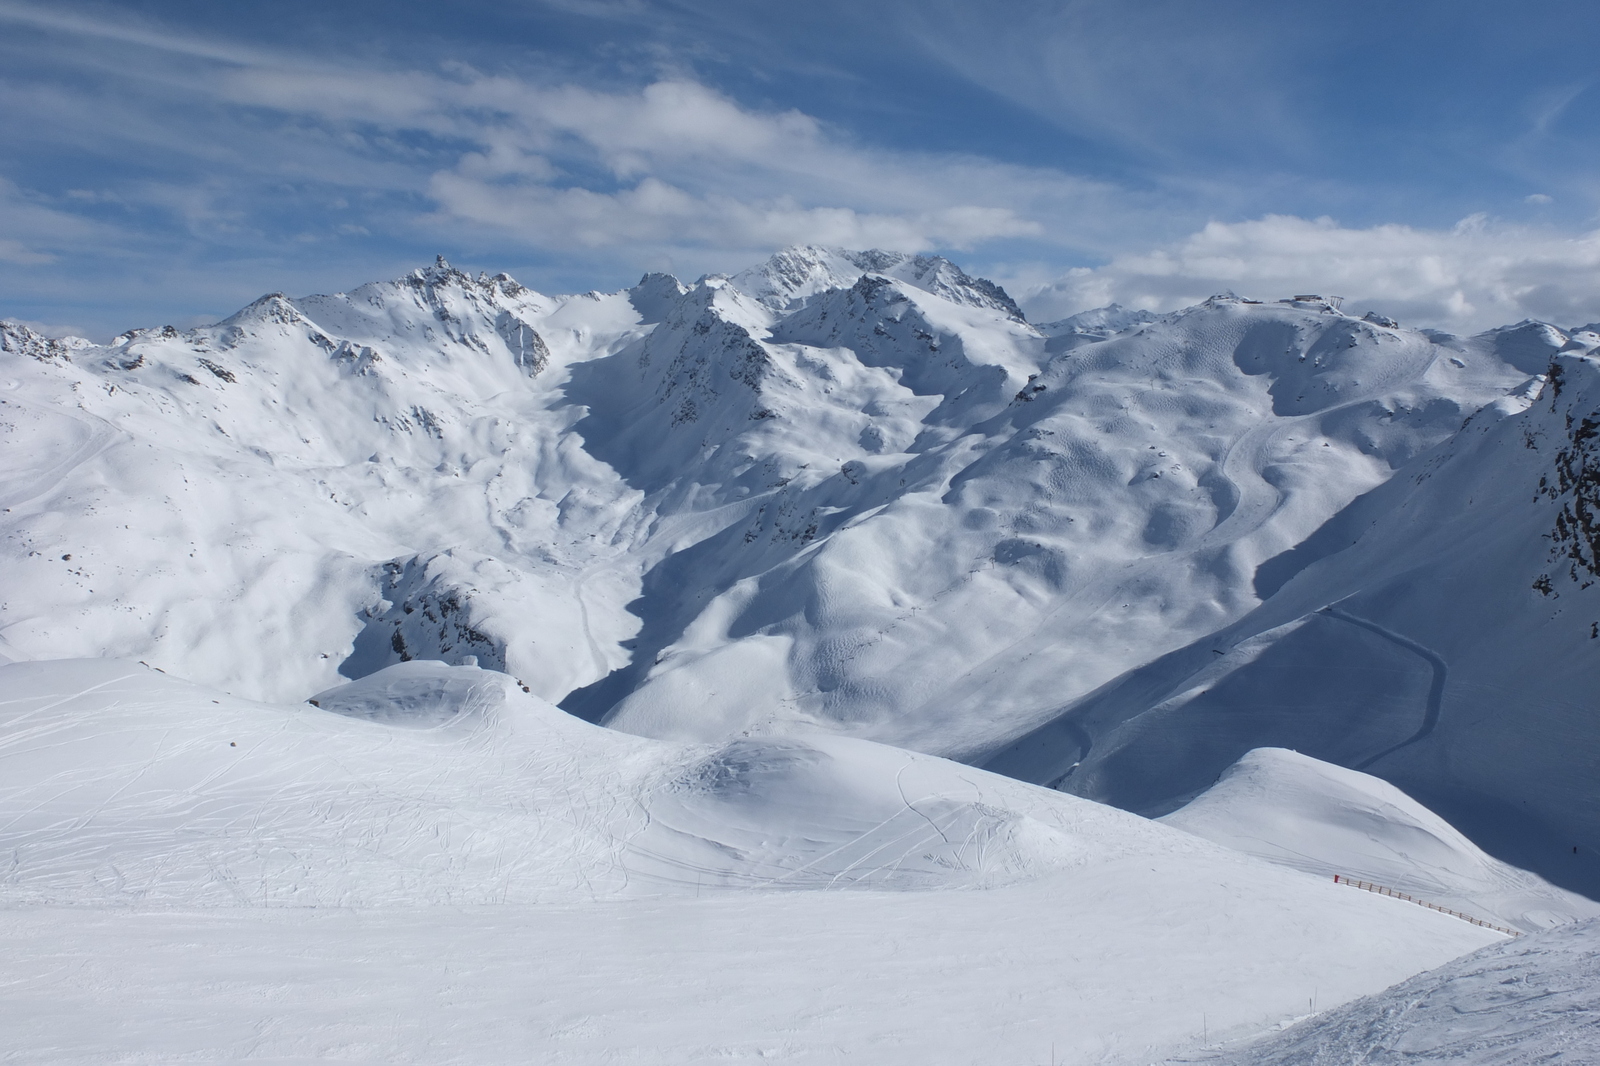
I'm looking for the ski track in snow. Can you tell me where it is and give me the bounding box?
[0,393,128,513]
[1319,605,1448,770]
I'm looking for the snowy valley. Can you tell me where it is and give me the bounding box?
[4,246,1600,1063]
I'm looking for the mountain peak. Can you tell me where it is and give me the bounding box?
[629,272,689,323]
[728,245,1024,321]
[1036,303,1158,342]
[411,255,468,287]
[0,320,93,362]
[221,292,306,329]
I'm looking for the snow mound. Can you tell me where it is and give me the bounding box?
[0,657,1168,903]
[308,657,514,728]
[1162,748,1599,933]
[627,734,1081,890]
[1209,917,1600,1065]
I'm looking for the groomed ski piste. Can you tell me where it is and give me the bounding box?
[0,657,1555,1064]
[3,247,1599,1062]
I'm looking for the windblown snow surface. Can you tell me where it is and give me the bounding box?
[3,247,1599,1061]
[1198,917,1600,1065]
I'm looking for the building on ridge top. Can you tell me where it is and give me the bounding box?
[1283,294,1345,310]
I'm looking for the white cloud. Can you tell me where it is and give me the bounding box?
[0,0,268,66]
[428,172,1040,253]
[1018,214,1600,333]
[8,0,1599,342]
[216,69,1095,256]
[900,0,1310,165]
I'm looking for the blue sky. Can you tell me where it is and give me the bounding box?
[3,0,1600,338]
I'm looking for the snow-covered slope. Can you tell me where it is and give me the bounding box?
[1036,302,1159,349]
[0,258,654,703]
[570,286,1535,757]
[1208,917,1600,1065]
[1161,748,1599,933]
[1,247,1584,889]
[0,253,1536,754]
[985,340,1600,896]
[729,245,1026,318]
[0,655,1502,1064]
[7,247,1595,1061]
[0,656,1103,903]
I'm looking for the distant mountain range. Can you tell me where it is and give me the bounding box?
[5,244,1598,896]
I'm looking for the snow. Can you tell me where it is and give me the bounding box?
[0,259,652,704]
[1162,748,1600,933]
[1036,302,1160,348]
[1204,917,1600,1065]
[1,250,1536,765]
[992,342,1600,899]
[3,246,1598,1061]
[583,283,1535,760]
[728,245,1026,318]
[0,656,1501,1064]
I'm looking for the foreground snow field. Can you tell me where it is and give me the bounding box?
[0,657,1500,1065]
[0,894,1495,1066]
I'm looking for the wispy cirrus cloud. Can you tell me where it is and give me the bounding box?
[214,68,1094,255]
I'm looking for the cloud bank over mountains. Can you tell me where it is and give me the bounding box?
[1020,214,1600,333]
[2,0,1600,337]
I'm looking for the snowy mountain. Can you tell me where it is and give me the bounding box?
[1,256,651,703]
[5,245,1600,1061]
[985,337,1600,898]
[1036,302,1159,349]
[728,245,1026,318]
[3,249,1588,862]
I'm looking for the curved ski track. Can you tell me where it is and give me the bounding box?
[1319,605,1448,770]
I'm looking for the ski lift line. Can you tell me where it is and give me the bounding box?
[1331,874,1520,936]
